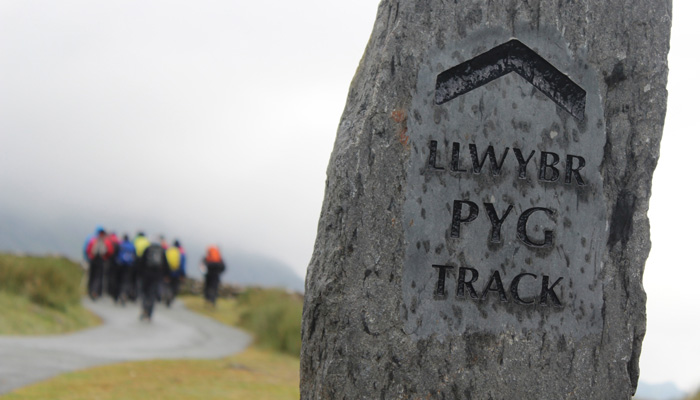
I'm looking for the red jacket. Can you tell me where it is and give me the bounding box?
[86,235,114,260]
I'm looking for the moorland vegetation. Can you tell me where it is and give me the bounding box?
[0,253,100,334]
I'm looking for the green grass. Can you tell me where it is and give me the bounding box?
[0,253,84,310]
[0,253,100,335]
[183,289,303,357]
[182,295,241,327]
[2,294,301,399]
[0,291,101,335]
[237,289,303,357]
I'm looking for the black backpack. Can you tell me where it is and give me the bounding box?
[145,245,164,269]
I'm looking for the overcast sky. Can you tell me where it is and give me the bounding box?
[0,0,378,277]
[0,0,697,394]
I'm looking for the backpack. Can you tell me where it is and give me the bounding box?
[166,247,181,271]
[117,242,136,266]
[205,246,222,263]
[145,245,164,269]
[134,236,150,257]
[90,237,109,259]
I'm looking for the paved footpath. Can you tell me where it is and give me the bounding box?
[0,298,252,394]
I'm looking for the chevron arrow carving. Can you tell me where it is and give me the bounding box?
[435,39,586,121]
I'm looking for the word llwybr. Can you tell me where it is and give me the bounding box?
[428,140,587,185]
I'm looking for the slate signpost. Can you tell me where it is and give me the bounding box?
[404,33,606,339]
[302,1,671,399]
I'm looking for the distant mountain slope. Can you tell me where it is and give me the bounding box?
[0,206,305,293]
[635,381,686,400]
[0,208,88,260]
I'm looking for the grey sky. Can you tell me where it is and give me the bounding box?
[0,0,377,276]
[0,0,697,393]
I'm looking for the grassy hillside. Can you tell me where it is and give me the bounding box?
[0,253,100,334]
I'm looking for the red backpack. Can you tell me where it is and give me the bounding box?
[205,246,222,263]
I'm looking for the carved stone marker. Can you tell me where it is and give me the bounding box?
[301,1,670,399]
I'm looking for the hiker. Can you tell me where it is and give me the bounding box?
[201,245,225,306]
[154,235,168,303]
[115,234,137,305]
[85,228,114,300]
[139,238,170,321]
[163,239,186,307]
[105,232,121,302]
[83,225,103,262]
[132,231,150,301]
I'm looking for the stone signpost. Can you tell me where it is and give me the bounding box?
[301,1,671,399]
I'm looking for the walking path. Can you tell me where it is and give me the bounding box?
[0,297,252,394]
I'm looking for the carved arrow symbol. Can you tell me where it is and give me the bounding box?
[435,39,586,120]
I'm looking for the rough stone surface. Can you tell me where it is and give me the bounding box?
[301,1,671,399]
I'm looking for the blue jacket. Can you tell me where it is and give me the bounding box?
[116,240,137,267]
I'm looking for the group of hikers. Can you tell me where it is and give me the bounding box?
[83,226,227,321]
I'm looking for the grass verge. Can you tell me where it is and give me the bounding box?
[183,289,302,357]
[0,253,100,335]
[0,291,101,335]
